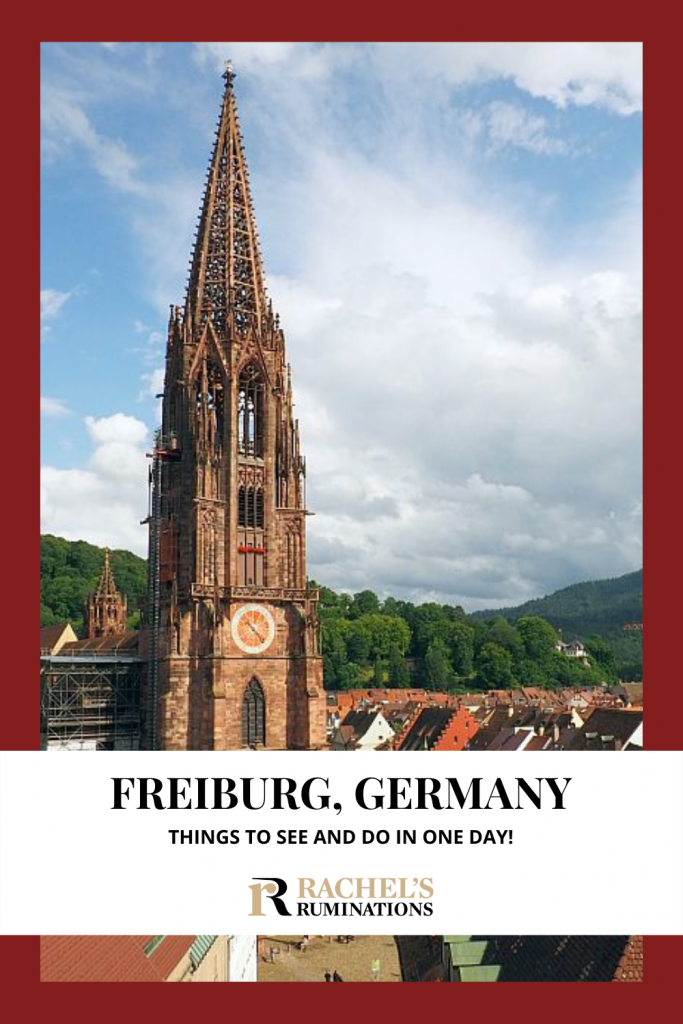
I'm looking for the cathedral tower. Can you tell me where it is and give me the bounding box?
[85,548,128,639]
[146,65,325,751]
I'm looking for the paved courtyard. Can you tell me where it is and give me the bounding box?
[258,935,402,982]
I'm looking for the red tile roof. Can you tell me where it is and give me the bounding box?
[40,935,195,982]
[60,631,140,655]
[613,935,643,981]
[141,935,197,978]
[40,624,69,648]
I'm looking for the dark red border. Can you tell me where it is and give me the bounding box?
[10,19,676,1016]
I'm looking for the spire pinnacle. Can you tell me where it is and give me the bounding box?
[96,547,119,598]
[185,65,267,341]
[223,59,235,90]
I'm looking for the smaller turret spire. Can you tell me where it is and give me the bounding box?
[85,548,128,638]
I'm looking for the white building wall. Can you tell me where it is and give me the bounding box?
[356,713,393,750]
[228,934,257,982]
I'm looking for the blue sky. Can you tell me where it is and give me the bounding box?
[40,42,642,608]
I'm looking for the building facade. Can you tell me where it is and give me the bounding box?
[145,65,325,751]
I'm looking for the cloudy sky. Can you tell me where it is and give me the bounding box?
[40,42,642,610]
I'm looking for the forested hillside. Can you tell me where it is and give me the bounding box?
[472,570,643,679]
[40,536,641,684]
[314,584,637,690]
[40,535,147,635]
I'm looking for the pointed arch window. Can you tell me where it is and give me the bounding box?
[238,363,265,457]
[242,678,265,748]
[196,358,225,441]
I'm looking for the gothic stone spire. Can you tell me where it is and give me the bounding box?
[150,65,326,753]
[96,547,118,598]
[85,548,128,638]
[185,62,267,340]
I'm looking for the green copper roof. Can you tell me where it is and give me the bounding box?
[144,936,166,957]
[459,965,501,982]
[449,941,490,966]
[190,935,218,970]
[443,936,501,981]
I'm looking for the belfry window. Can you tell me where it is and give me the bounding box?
[238,363,265,457]
[196,359,225,440]
[242,678,265,748]
[238,487,264,528]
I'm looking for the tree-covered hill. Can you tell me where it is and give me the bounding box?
[39,535,641,683]
[471,570,642,678]
[472,570,642,634]
[313,582,640,690]
[40,535,147,635]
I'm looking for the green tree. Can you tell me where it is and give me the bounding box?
[515,657,547,687]
[346,627,370,665]
[476,642,514,688]
[585,634,618,681]
[412,603,452,657]
[550,652,589,688]
[40,535,147,634]
[486,616,523,658]
[372,655,385,686]
[354,613,411,659]
[517,615,558,663]
[423,639,453,690]
[446,619,475,677]
[387,644,410,688]
[337,661,365,690]
[349,590,380,619]
[40,603,57,627]
[322,624,348,689]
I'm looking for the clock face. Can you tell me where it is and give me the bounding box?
[231,604,276,655]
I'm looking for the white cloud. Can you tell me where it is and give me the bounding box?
[41,86,143,194]
[41,288,73,339]
[40,43,642,606]
[40,288,72,339]
[41,397,70,418]
[194,42,339,82]
[139,368,165,422]
[265,143,642,606]
[84,412,148,447]
[483,101,569,156]
[193,42,642,114]
[41,413,150,554]
[41,288,71,321]
[372,42,643,114]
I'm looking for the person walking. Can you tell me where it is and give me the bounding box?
[333,970,344,982]
[324,970,332,982]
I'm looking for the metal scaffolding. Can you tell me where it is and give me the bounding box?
[144,428,181,750]
[40,654,143,750]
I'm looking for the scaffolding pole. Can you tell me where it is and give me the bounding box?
[145,428,181,751]
[146,432,163,750]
